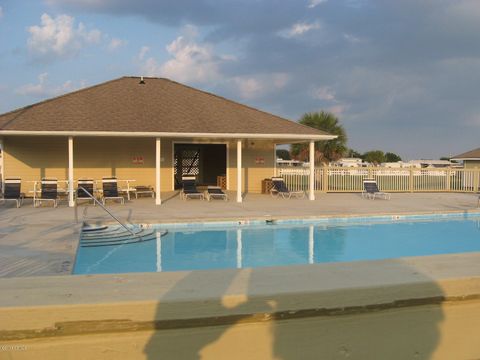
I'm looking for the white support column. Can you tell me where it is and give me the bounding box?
[68,136,74,207]
[156,137,162,205]
[309,140,315,201]
[236,140,242,203]
[0,137,4,194]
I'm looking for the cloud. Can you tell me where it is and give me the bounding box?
[138,46,150,60]
[45,0,307,39]
[0,6,3,19]
[138,25,288,99]
[311,86,335,101]
[15,73,86,97]
[232,73,289,99]
[107,37,126,51]
[27,13,101,61]
[279,21,322,38]
[140,25,226,83]
[307,0,327,9]
[327,104,349,116]
[343,33,364,44]
[43,0,480,158]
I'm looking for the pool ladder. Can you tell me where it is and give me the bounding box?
[76,186,167,247]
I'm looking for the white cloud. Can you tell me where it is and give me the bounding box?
[310,86,348,115]
[311,86,336,101]
[15,73,86,97]
[0,6,3,19]
[327,104,349,116]
[343,33,364,43]
[445,1,480,21]
[138,25,287,99]
[107,37,126,51]
[140,25,226,83]
[307,0,327,9]
[232,73,289,99]
[279,21,321,38]
[138,46,150,61]
[27,13,101,61]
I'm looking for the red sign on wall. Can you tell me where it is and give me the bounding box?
[255,157,265,164]
[132,156,144,165]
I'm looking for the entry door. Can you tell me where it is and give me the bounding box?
[174,145,201,188]
[174,144,227,189]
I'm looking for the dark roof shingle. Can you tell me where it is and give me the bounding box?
[0,77,332,138]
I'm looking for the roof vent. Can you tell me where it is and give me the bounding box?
[139,76,145,85]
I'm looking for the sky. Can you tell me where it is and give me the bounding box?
[0,0,479,160]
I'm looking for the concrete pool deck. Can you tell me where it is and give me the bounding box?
[2,192,480,359]
[0,192,479,278]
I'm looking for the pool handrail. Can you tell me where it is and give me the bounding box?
[77,186,140,240]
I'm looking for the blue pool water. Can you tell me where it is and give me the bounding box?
[73,216,480,275]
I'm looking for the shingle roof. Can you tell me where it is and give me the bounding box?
[451,148,480,160]
[0,76,332,138]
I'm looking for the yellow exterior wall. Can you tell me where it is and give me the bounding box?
[4,136,173,194]
[228,140,275,194]
[3,136,274,195]
[4,137,68,194]
[464,160,480,169]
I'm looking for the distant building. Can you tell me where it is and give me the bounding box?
[408,160,454,168]
[334,158,364,167]
[382,161,414,168]
[451,148,480,169]
[276,159,305,167]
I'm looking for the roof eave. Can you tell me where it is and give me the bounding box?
[0,130,337,141]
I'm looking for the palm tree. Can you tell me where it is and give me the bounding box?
[291,111,347,164]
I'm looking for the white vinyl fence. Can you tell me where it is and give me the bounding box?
[276,167,480,193]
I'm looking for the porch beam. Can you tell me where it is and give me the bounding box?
[237,140,242,203]
[309,140,315,201]
[68,136,74,207]
[156,137,161,205]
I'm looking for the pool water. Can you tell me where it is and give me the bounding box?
[73,216,480,275]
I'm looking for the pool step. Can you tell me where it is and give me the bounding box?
[80,225,168,248]
[82,225,109,232]
[81,227,147,240]
[81,229,155,244]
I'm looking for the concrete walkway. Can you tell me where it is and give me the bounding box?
[0,192,479,278]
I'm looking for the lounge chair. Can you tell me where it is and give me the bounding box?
[101,177,125,205]
[362,178,391,200]
[76,179,96,205]
[1,178,23,208]
[206,186,228,201]
[34,178,59,207]
[134,185,155,199]
[181,176,204,200]
[270,177,305,199]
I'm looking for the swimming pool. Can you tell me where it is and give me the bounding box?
[73,214,480,275]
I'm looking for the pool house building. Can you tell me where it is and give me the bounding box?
[0,76,335,206]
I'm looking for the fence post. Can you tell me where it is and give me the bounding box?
[474,168,479,193]
[409,168,414,193]
[446,168,451,192]
[322,166,328,193]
